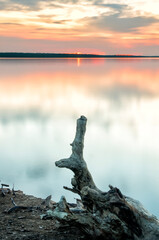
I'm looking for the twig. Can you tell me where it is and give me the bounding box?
[12,184,16,196]
[1,184,9,188]
[63,186,80,194]
[11,197,17,206]
[8,206,33,214]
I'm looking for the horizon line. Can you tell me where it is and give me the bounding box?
[0,52,159,58]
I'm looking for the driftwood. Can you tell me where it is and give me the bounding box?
[0,184,10,196]
[8,197,34,213]
[6,191,41,214]
[52,116,159,239]
[41,195,56,209]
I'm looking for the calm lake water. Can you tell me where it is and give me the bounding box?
[0,58,159,216]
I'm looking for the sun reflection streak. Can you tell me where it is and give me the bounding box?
[77,58,81,67]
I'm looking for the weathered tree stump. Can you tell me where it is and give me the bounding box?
[52,116,159,240]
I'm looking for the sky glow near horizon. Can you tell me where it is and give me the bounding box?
[0,0,159,54]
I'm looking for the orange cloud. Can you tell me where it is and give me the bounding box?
[0,1,159,54]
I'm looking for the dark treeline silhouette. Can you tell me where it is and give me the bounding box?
[0,52,159,58]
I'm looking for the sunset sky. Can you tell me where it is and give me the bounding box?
[0,0,159,55]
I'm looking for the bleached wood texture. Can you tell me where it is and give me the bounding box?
[54,116,159,240]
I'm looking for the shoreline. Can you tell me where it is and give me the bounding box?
[0,186,85,240]
[0,53,159,58]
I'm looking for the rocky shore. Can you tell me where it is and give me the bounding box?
[0,187,86,240]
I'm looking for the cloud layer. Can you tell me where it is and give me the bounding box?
[0,0,159,54]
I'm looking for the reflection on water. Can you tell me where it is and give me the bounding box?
[0,58,159,216]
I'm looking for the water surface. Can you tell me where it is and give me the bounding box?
[0,58,159,216]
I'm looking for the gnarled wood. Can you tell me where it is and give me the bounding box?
[55,116,100,208]
[54,116,159,240]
